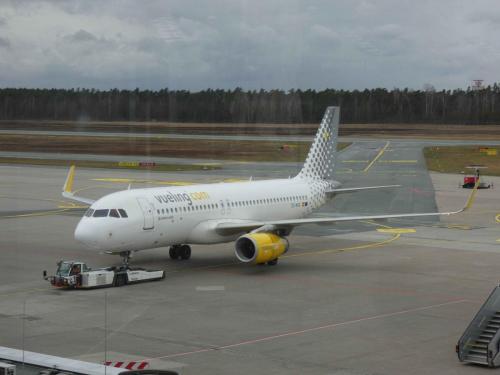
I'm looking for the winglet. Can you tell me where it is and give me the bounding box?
[61,165,95,205]
[63,165,76,193]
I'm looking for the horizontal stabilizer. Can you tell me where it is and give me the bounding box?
[328,184,401,195]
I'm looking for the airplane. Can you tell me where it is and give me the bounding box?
[63,107,477,266]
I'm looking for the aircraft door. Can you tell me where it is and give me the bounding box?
[226,199,231,215]
[137,197,155,230]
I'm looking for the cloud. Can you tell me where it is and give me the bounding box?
[0,37,10,48]
[0,0,499,90]
[66,29,98,42]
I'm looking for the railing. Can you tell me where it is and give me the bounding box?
[458,285,500,365]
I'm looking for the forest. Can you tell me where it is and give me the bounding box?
[1,86,500,124]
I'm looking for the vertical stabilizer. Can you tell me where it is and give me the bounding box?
[298,106,339,181]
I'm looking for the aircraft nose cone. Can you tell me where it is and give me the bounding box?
[75,221,99,249]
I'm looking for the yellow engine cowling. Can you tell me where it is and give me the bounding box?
[235,232,289,264]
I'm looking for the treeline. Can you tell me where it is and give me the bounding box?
[1,86,500,124]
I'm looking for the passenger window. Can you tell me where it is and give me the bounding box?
[118,209,128,218]
[93,209,109,217]
[109,209,120,218]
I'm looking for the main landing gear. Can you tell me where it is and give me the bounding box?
[257,258,279,266]
[169,245,191,260]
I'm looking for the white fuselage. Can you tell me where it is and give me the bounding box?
[75,176,330,253]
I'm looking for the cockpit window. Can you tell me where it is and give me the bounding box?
[109,209,120,218]
[84,208,94,217]
[93,209,109,217]
[118,209,128,218]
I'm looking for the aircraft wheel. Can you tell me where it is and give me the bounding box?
[169,246,180,260]
[180,245,191,260]
[267,258,278,266]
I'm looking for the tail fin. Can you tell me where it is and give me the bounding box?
[298,106,339,180]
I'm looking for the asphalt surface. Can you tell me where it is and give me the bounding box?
[0,140,499,375]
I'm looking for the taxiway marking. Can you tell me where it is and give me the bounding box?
[496,214,500,224]
[148,299,468,360]
[377,228,416,234]
[342,160,369,163]
[378,160,417,163]
[363,141,390,172]
[0,195,78,218]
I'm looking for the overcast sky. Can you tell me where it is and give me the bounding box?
[0,0,499,90]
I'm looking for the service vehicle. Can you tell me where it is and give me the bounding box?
[43,260,164,289]
[462,166,492,189]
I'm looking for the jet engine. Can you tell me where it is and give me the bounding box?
[235,232,289,264]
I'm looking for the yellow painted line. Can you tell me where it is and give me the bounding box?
[165,221,403,274]
[284,233,401,258]
[194,163,222,166]
[0,195,80,219]
[496,214,500,224]
[0,208,71,219]
[377,228,416,234]
[342,160,369,163]
[378,160,417,164]
[445,224,471,230]
[496,239,500,243]
[58,204,88,209]
[92,178,196,186]
[464,178,480,211]
[92,178,134,183]
[363,141,390,172]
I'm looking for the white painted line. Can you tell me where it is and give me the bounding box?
[196,286,225,291]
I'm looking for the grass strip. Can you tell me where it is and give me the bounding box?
[423,146,500,176]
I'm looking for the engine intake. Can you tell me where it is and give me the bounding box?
[235,233,289,264]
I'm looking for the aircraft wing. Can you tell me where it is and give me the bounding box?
[215,182,478,235]
[62,166,95,205]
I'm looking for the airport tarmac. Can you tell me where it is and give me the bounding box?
[0,140,499,375]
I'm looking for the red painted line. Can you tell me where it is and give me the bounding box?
[125,362,136,370]
[138,362,148,370]
[115,362,124,368]
[104,362,111,366]
[147,299,469,360]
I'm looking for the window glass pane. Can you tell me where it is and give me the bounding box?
[118,209,128,218]
[109,209,120,218]
[93,209,109,217]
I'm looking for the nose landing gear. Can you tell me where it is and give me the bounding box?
[169,245,191,260]
[120,251,134,267]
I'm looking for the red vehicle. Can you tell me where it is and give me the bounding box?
[462,166,492,189]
